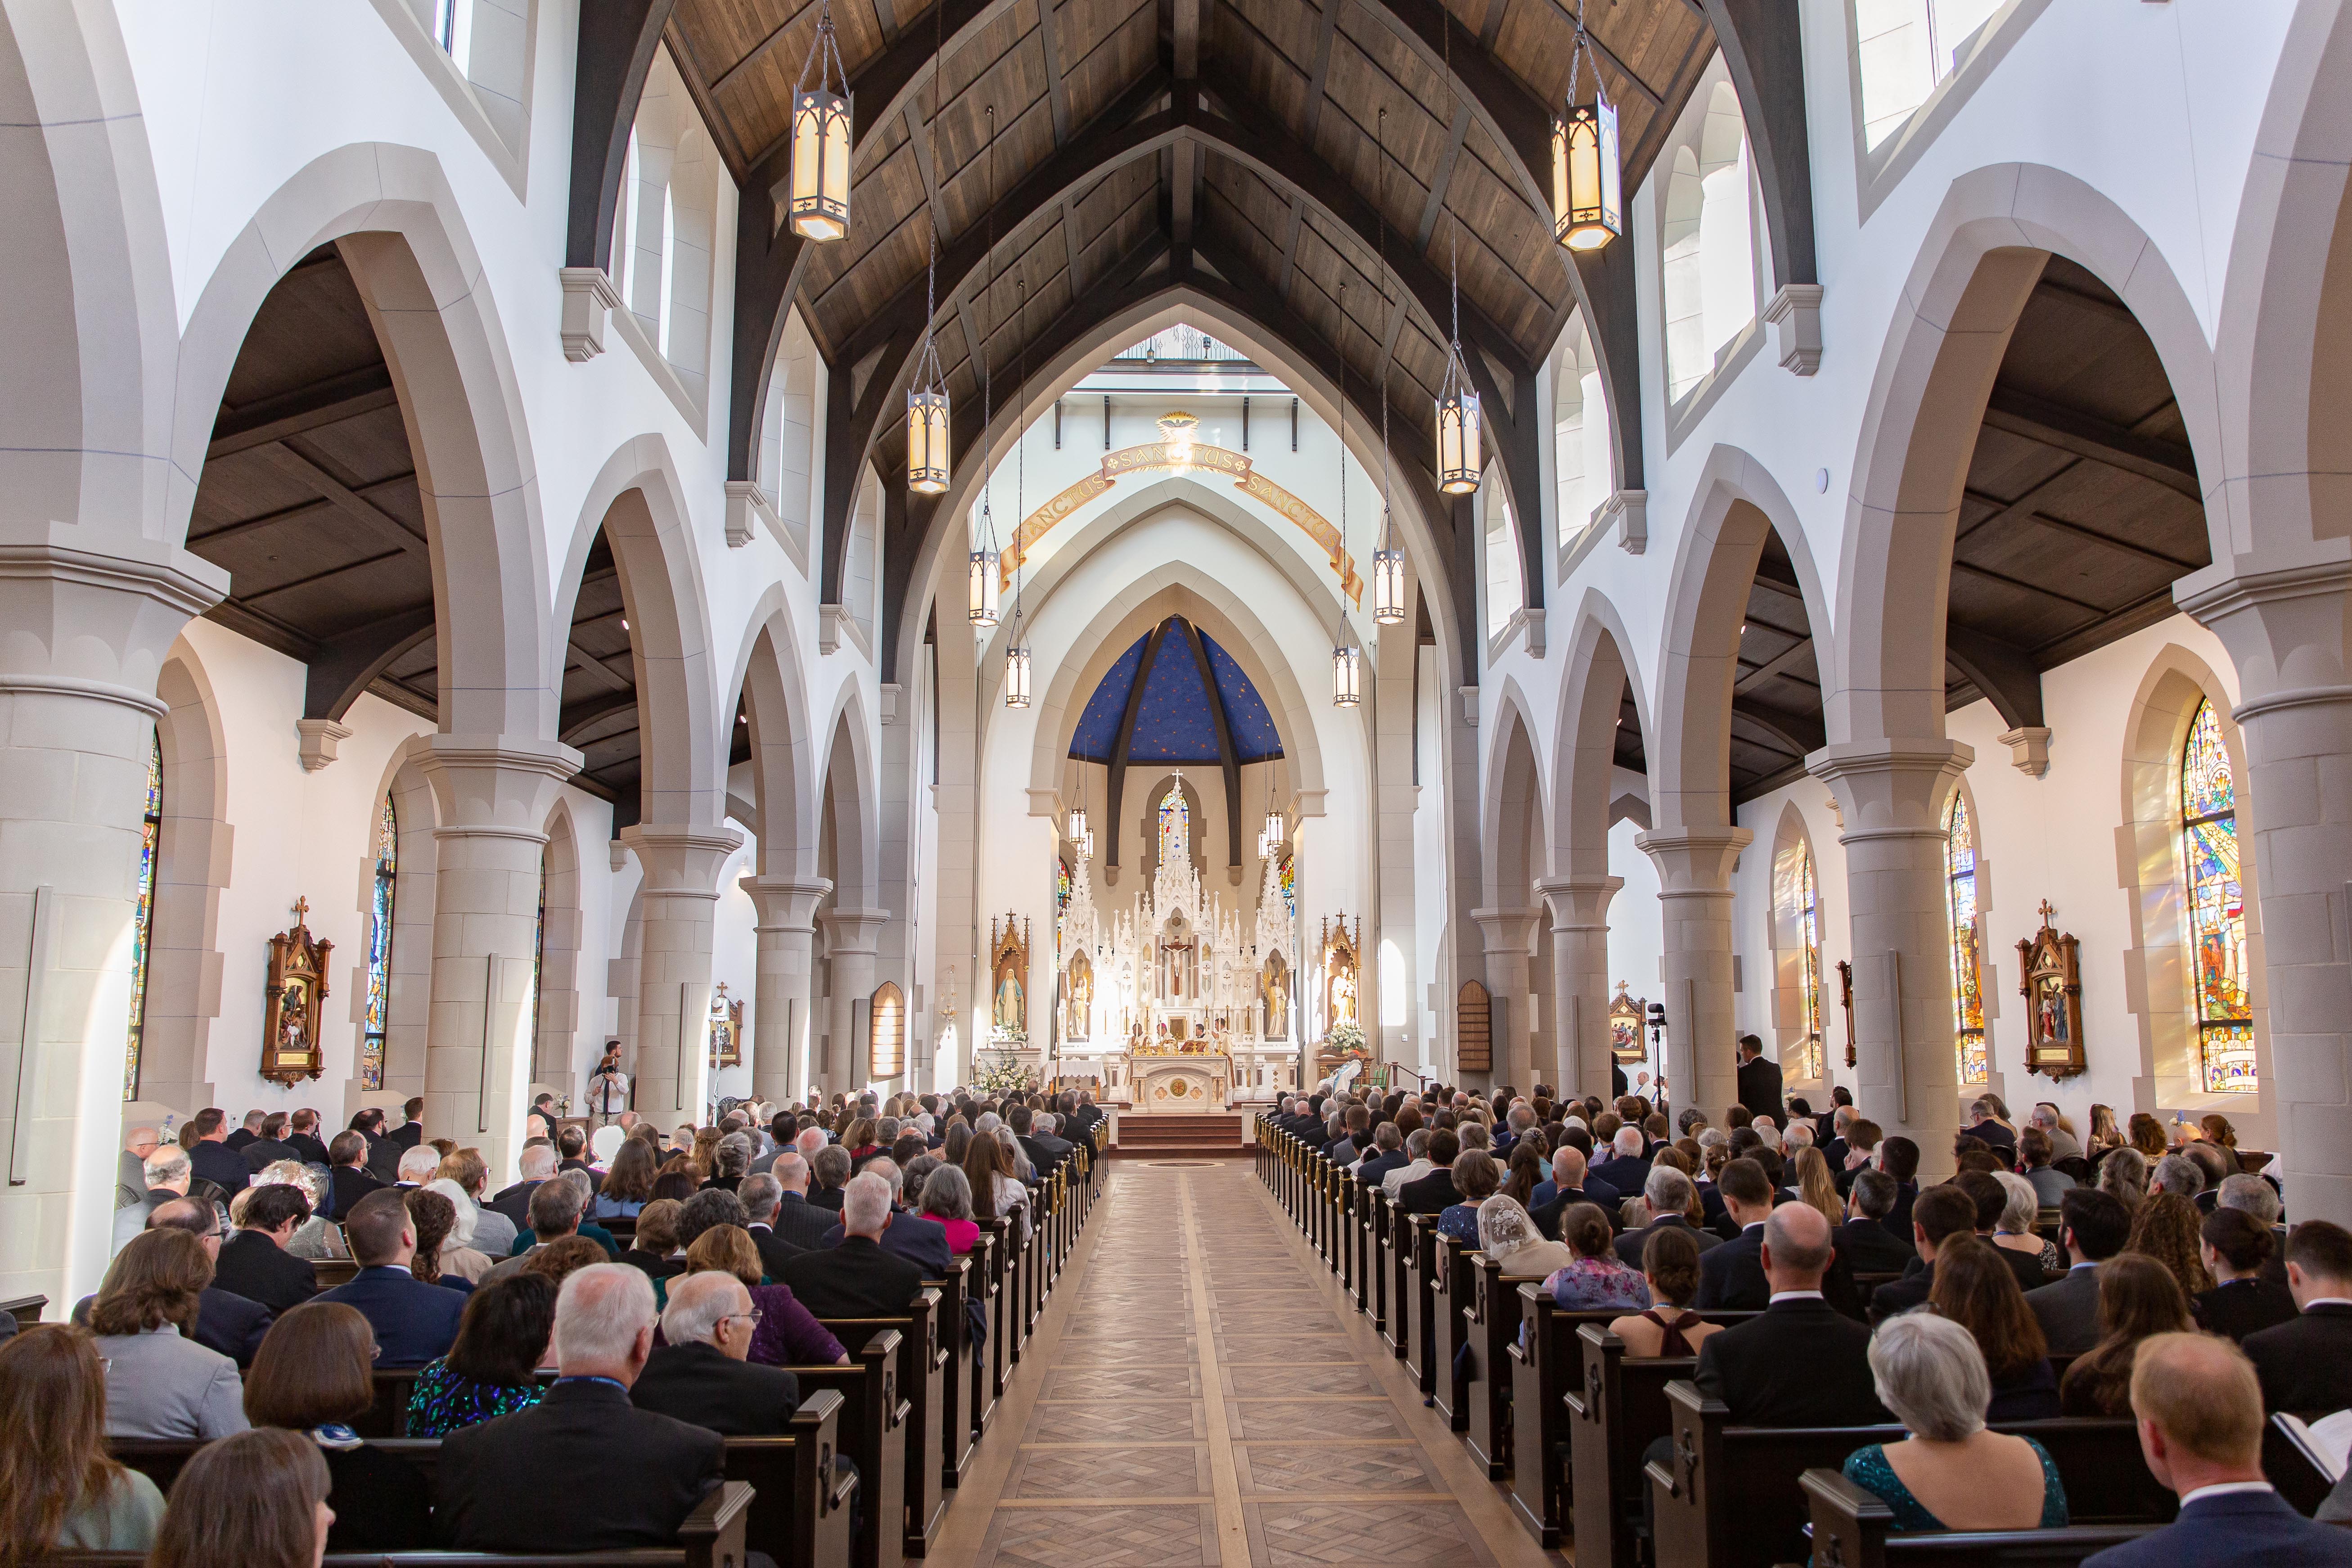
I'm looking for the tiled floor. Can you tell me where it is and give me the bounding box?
[927,1159,1558,1568]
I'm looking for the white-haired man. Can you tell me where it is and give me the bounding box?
[818,1156,952,1272]
[438,1265,723,1550]
[487,1141,559,1231]
[631,1270,802,1435]
[395,1144,441,1188]
[113,1144,193,1254]
[782,1171,926,1318]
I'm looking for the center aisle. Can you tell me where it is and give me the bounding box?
[929,1158,1558,1568]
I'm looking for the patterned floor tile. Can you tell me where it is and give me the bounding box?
[1218,1335,1359,1363]
[1055,1338,1202,1365]
[1219,1363,1388,1397]
[975,1503,1216,1568]
[1038,1365,1202,1401]
[1024,1399,1206,1443]
[1008,1444,1213,1498]
[1245,1500,1495,1566]
[1230,1399,1409,1440]
[1235,1444,1442,1495]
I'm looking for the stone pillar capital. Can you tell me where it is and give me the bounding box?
[1632,827,1753,895]
[739,875,833,931]
[0,530,229,720]
[421,733,584,841]
[1470,906,1544,954]
[816,907,893,956]
[1805,739,1973,840]
[1536,875,1623,932]
[620,822,746,897]
[2176,558,2352,716]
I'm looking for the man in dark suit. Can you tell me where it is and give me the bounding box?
[82,1198,275,1364]
[2026,1187,2132,1355]
[439,1263,723,1551]
[1865,1184,1978,1325]
[486,1143,559,1231]
[782,1173,927,1319]
[284,1109,330,1167]
[185,1108,252,1196]
[314,1187,466,1367]
[1696,1158,1780,1310]
[322,1131,387,1221]
[1009,1104,1074,1175]
[632,1271,802,1433]
[2081,1331,2352,1568]
[239,1112,298,1173]
[213,1182,320,1314]
[736,1172,804,1280]
[1694,1203,1888,1426]
[1953,1170,2046,1293]
[1064,1091,1105,1148]
[1734,1036,1784,1129]
[1532,1146,1621,1241]
[807,1145,852,1212]
[1614,1168,1723,1266]
[390,1097,425,1154]
[351,1108,402,1184]
[818,1158,951,1274]
[761,1153,838,1252]
[1589,1126,1653,1198]
[1353,1123,1410,1189]
[1961,1096,2017,1160]
[2243,1220,2352,1418]
[2194,1207,2297,1343]
[224,1110,264,1153]
[1396,1131,1463,1217]
[1834,1170,1918,1275]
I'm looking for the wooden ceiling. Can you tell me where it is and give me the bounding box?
[669,0,1716,486]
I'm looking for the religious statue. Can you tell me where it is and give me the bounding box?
[1329,967,1356,1024]
[1064,955,1093,1041]
[1262,954,1290,1041]
[988,913,1030,1042]
[995,972,1024,1032]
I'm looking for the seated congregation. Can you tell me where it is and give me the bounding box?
[1263,1078,2352,1566]
[0,1089,1104,1568]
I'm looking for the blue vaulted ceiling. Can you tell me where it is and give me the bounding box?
[1069,618,1283,766]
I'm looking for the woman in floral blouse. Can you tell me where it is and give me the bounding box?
[404,1274,555,1438]
[1544,1203,1651,1311]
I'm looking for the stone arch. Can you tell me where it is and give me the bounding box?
[819,693,879,910]
[0,5,179,552]
[1940,764,1999,1103]
[724,587,819,879]
[1838,163,2222,748]
[553,435,724,831]
[1482,682,1548,910]
[1651,445,1836,834]
[137,643,234,1119]
[535,797,584,1092]
[1553,590,1651,880]
[173,142,552,736]
[2116,643,2270,1140]
[356,734,442,1108]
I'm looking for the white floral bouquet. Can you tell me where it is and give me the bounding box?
[1325,1019,1367,1055]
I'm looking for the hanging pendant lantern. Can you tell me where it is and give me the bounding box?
[1263,808,1285,851]
[968,535,999,625]
[909,375,951,493]
[1436,357,1482,495]
[1372,543,1406,625]
[1332,641,1363,708]
[1005,639,1032,709]
[1552,25,1622,253]
[789,0,853,243]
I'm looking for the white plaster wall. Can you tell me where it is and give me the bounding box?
[1607,817,1667,1013]
[709,835,760,1105]
[1412,645,1451,1077]
[1729,612,2253,1139]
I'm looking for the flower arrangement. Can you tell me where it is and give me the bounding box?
[974,1054,1041,1096]
[1325,1019,1366,1056]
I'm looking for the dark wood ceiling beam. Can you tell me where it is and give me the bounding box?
[1698,0,1817,288]
[239,548,407,604]
[1285,0,1343,304]
[1732,637,1816,695]
[1948,556,2109,617]
[1978,387,2202,499]
[1413,99,1471,252]
[566,0,677,268]
[186,474,415,550]
[1959,484,2203,573]
[560,689,644,745]
[1176,617,1246,870]
[202,598,320,664]
[1730,699,1824,757]
[564,635,635,696]
[1102,619,1171,870]
[251,444,431,559]
[305,604,437,722]
[1943,622,2045,731]
[208,365,397,458]
[1039,0,1074,142]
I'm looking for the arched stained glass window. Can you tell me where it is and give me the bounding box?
[1158,778,1190,870]
[529,851,548,1050]
[360,794,398,1092]
[123,734,162,1100]
[1946,794,1987,1085]
[1278,847,1296,923]
[1793,847,1824,1084]
[2183,698,2255,1094]
[1054,855,1072,948]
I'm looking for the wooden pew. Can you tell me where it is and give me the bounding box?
[1363,1182,1390,1336]
[815,1290,945,1563]
[0,1292,49,1324]
[1379,1191,1412,1361]
[1350,1174,1375,1316]
[1461,1252,1542,1477]
[793,1330,907,1568]
[1566,1325,1698,1568]
[1399,1212,1438,1397]
[1645,1382,2174,1568]
[927,1254,976,1490]
[315,1258,361,1289]
[966,1226,1005,1440]
[1428,1231,1474,1430]
[1801,1468,2159,1568]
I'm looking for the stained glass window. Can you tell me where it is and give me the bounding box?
[1793,847,1824,1084]
[1054,855,1072,949]
[1158,778,1190,869]
[360,794,398,1092]
[2183,698,2255,1094]
[1946,794,1987,1085]
[529,851,547,1059]
[1278,847,1296,922]
[123,734,162,1101]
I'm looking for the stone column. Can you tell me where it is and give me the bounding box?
[2180,563,2352,1222]
[1472,907,1543,1090]
[1632,828,1753,1118]
[418,734,583,1188]
[1807,740,1971,1175]
[818,908,891,1092]
[742,875,830,1107]
[0,539,224,1307]
[1538,875,1623,1100]
[622,824,746,1130]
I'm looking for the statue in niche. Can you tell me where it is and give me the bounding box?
[1329,967,1356,1025]
[1262,953,1290,1041]
[987,913,1030,1042]
[995,972,1023,1032]
[1064,954,1093,1041]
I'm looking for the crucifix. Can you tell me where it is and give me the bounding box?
[291,897,311,927]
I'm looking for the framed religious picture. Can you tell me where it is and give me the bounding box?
[1837,959,1856,1068]
[2017,901,2086,1079]
[262,898,331,1086]
[707,983,742,1068]
[989,912,1030,1043]
[1609,981,1647,1064]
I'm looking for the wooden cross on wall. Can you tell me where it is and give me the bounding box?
[291,897,310,928]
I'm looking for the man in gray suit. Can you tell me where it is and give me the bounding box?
[2025,1186,2132,1355]
[113,1144,193,1254]
[117,1126,160,1208]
